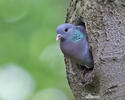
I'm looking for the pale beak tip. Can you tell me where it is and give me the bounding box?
[56,38,59,42]
[56,34,61,42]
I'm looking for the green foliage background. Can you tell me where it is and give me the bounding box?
[0,0,74,100]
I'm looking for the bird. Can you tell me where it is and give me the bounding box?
[56,23,94,73]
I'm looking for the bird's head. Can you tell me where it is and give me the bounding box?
[56,23,75,41]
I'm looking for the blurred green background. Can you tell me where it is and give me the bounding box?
[0,0,74,100]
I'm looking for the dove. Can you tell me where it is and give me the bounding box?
[56,23,94,72]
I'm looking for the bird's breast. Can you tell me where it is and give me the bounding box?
[60,40,86,63]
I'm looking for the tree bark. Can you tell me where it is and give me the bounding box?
[65,0,125,100]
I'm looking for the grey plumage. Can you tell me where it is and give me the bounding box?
[56,23,94,70]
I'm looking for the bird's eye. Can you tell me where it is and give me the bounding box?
[64,28,68,32]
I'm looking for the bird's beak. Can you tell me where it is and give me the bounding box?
[56,34,62,41]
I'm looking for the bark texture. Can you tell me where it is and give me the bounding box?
[65,0,125,100]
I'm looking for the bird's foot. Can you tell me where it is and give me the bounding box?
[82,68,86,76]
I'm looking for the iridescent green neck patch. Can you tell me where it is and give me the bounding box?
[72,29,83,42]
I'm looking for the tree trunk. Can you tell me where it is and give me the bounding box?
[65,0,125,100]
